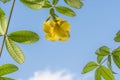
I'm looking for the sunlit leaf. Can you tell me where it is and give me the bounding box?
[0,64,18,76]
[52,0,58,5]
[82,61,98,74]
[107,55,113,72]
[112,47,120,56]
[42,1,52,8]
[0,77,14,80]
[5,37,25,64]
[100,66,115,80]
[113,55,120,68]
[107,55,117,74]
[0,8,7,36]
[8,30,39,44]
[97,55,104,63]
[112,47,120,69]
[64,0,83,9]
[114,30,120,42]
[95,68,101,80]
[55,6,76,17]
[96,46,110,56]
[20,0,51,10]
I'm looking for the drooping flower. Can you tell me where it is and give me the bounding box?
[43,18,70,42]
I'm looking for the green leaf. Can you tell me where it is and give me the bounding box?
[82,61,98,74]
[95,68,101,80]
[55,6,76,17]
[5,37,25,64]
[64,0,83,9]
[20,0,51,10]
[112,47,120,69]
[107,55,112,72]
[42,1,52,8]
[108,55,112,66]
[107,55,117,74]
[96,46,110,56]
[100,66,115,80]
[0,64,18,76]
[0,77,14,80]
[113,55,120,68]
[0,0,10,3]
[0,8,7,36]
[52,0,58,5]
[112,47,120,56]
[8,30,39,44]
[97,55,104,63]
[114,30,120,42]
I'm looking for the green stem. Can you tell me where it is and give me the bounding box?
[0,0,16,57]
[100,58,108,65]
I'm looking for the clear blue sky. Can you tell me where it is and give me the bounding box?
[0,0,120,80]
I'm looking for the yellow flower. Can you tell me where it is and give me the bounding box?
[43,18,70,42]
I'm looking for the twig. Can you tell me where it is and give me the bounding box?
[0,0,16,57]
[100,57,108,65]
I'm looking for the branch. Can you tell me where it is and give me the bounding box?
[0,0,16,57]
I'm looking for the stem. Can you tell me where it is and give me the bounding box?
[0,0,16,57]
[45,15,51,22]
[100,58,108,65]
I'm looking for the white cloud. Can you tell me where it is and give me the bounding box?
[19,69,94,80]
[28,69,75,80]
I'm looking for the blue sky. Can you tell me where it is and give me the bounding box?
[0,0,120,80]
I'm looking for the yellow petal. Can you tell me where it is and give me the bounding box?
[45,33,59,42]
[56,18,62,25]
[49,20,56,27]
[59,31,70,41]
[43,17,71,42]
[43,21,51,33]
[60,21,70,31]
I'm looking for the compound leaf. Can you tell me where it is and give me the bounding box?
[82,61,98,74]
[0,64,18,76]
[20,0,51,10]
[55,6,76,17]
[114,30,120,42]
[113,55,120,68]
[8,30,39,44]
[5,37,25,64]
[64,0,83,9]
[100,66,115,80]
[0,8,7,36]
[96,46,110,56]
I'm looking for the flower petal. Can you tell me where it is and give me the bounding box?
[60,21,70,31]
[43,22,51,33]
[43,17,70,42]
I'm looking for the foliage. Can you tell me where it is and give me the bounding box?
[0,8,7,36]
[114,31,120,42]
[64,0,83,9]
[0,64,18,80]
[82,31,120,80]
[0,0,120,80]
[0,0,83,79]
[0,8,39,64]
